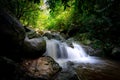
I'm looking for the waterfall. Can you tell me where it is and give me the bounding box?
[66,42,88,59]
[45,39,99,67]
[45,39,88,59]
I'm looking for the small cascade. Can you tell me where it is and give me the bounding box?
[45,39,68,59]
[46,39,88,59]
[66,43,88,59]
[45,39,98,67]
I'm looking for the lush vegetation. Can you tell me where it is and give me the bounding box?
[0,0,120,58]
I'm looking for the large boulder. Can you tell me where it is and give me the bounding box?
[0,8,25,60]
[23,37,46,59]
[21,56,62,80]
[0,8,46,60]
[0,8,48,79]
[0,56,61,80]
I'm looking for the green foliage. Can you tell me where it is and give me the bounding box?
[1,0,120,55]
[20,3,40,28]
[45,9,72,30]
[0,0,41,28]
[74,33,91,45]
[39,0,120,49]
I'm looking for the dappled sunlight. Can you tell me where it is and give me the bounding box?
[44,9,73,30]
[19,0,75,31]
[34,0,74,30]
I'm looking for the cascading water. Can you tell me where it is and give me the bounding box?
[44,39,120,80]
[45,39,99,67]
[46,39,87,59]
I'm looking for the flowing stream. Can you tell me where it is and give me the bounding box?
[45,39,120,80]
[45,39,99,67]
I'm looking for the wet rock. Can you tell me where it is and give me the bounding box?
[52,61,80,80]
[60,30,69,39]
[43,31,65,41]
[43,32,53,39]
[83,45,102,56]
[53,70,79,80]
[111,47,120,60]
[21,56,62,80]
[65,38,75,48]
[0,56,61,80]
[24,26,42,39]
[23,37,46,59]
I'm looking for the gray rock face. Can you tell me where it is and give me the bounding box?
[23,37,46,58]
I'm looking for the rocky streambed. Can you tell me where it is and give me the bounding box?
[54,57,120,80]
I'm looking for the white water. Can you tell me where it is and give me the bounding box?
[45,39,99,67]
